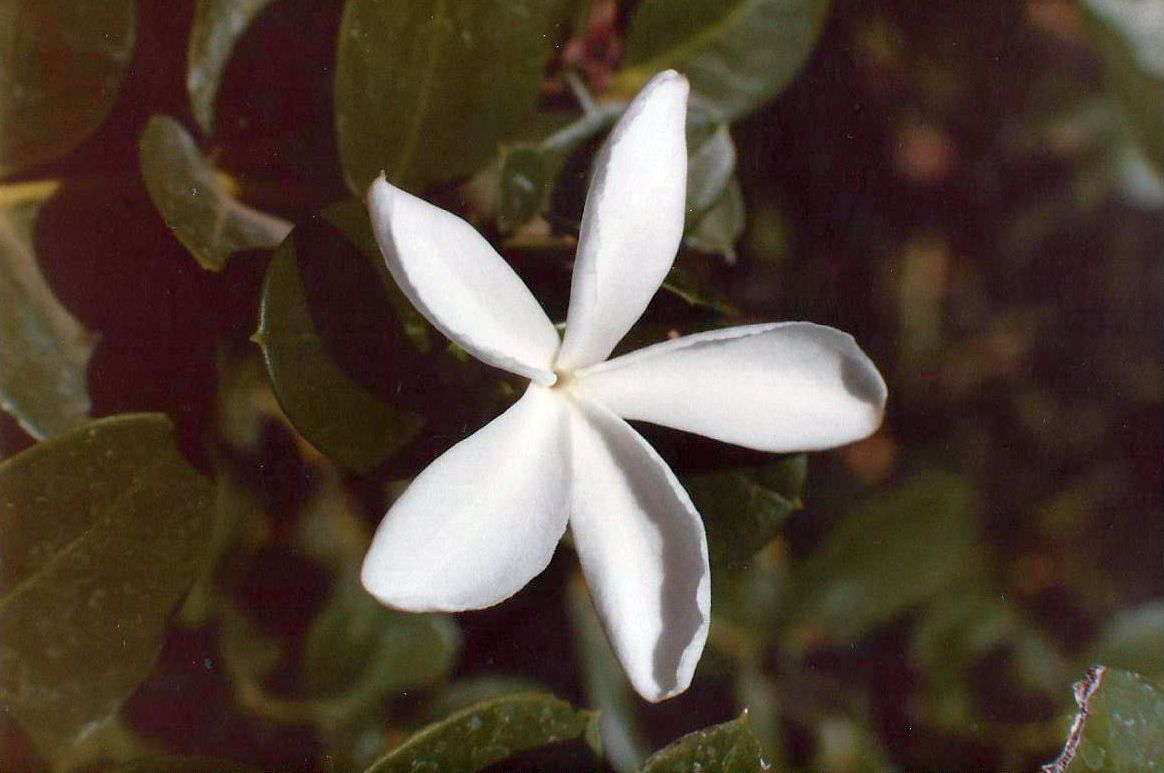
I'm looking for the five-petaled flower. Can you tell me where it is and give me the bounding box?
[360,70,887,702]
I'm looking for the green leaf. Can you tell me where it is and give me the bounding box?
[686,124,736,218]
[254,210,424,472]
[639,712,767,772]
[1080,0,1164,169]
[139,115,292,271]
[0,181,96,438]
[301,568,460,706]
[567,574,650,773]
[788,471,980,644]
[1046,667,1164,772]
[0,414,213,757]
[363,692,599,773]
[0,0,136,176]
[1089,603,1164,684]
[336,0,565,193]
[186,0,280,134]
[685,177,745,260]
[687,454,805,568]
[619,0,831,122]
[660,262,739,315]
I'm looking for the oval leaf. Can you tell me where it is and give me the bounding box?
[0,0,135,176]
[0,414,213,757]
[139,115,292,271]
[0,180,95,438]
[619,0,831,122]
[363,692,598,773]
[640,712,767,772]
[335,0,564,192]
[254,211,423,472]
[1045,667,1164,772]
[187,0,280,134]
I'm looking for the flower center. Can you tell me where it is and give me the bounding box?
[550,368,576,393]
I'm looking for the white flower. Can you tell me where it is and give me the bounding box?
[360,70,887,702]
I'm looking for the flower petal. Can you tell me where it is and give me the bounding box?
[556,70,690,371]
[568,397,710,702]
[368,177,560,384]
[361,386,571,612]
[573,322,887,452]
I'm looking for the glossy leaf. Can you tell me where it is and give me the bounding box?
[788,472,979,644]
[0,181,96,439]
[639,712,767,772]
[254,211,424,472]
[1046,667,1164,772]
[687,454,805,568]
[0,414,213,757]
[336,0,565,192]
[363,692,599,773]
[187,0,280,134]
[1081,0,1164,169]
[0,0,135,176]
[139,115,292,271]
[620,0,831,122]
[685,177,745,260]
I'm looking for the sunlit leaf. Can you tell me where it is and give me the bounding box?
[254,211,423,472]
[788,472,980,644]
[363,692,599,773]
[139,115,292,271]
[639,712,767,772]
[187,0,280,134]
[1081,0,1164,169]
[1045,667,1164,772]
[619,0,831,122]
[0,0,135,176]
[0,180,95,438]
[687,454,805,568]
[0,414,213,757]
[336,0,566,192]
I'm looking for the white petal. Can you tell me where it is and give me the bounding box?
[568,397,710,702]
[573,322,887,452]
[368,177,560,384]
[361,386,570,612]
[556,70,690,371]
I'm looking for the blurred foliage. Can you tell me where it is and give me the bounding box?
[0,0,1159,770]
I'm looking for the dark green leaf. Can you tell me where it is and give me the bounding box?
[639,712,767,772]
[139,115,292,271]
[301,568,459,704]
[1047,667,1164,772]
[0,181,96,438]
[1081,0,1164,169]
[685,178,745,260]
[254,211,424,472]
[687,454,805,568]
[336,0,565,192]
[0,0,135,176]
[0,414,213,757]
[363,692,599,773]
[620,0,831,122]
[187,0,280,134]
[567,575,650,772]
[661,262,740,315]
[788,472,980,644]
